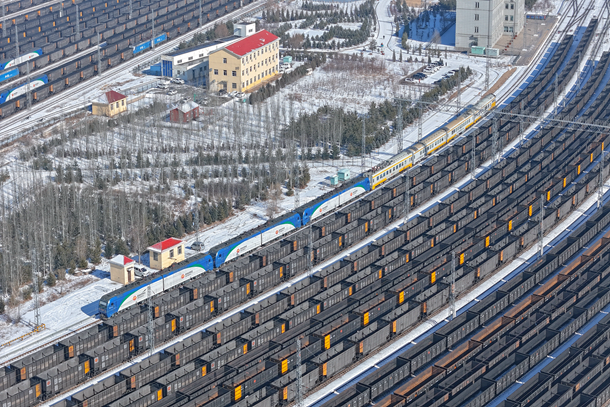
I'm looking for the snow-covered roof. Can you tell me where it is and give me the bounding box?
[224,30,278,57]
[148,238,183,252]
[173,101,199,113]
[96,90,126,104]
[109,255,134,267]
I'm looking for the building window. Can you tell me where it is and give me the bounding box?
[505,15,508,20]
[170,249,174,258]
[223,70,227,76]
[510,15,513,20]
[232,71,236,76]
[232,83,237,89]
[242,70,244,75]
[475,14,479,20]
[214,69,218,75]
[122,100,124,106]
[223,58,227,63]
[475,2,479,7]
[511,3,514,8]
[188,56,193,60]
[178,246,182,255]
[474,26,479,33]
[177,59,182,63]
[153,252,158,261]
[505,3,508,7]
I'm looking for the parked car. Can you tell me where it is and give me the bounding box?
[134,265,148,277]
[171,78,185,84]
[191,241,205,251]
[158,84,168,89]
[218,89,227,96]
[167,90,177,95]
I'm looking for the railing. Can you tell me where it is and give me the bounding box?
[0,324,46,349]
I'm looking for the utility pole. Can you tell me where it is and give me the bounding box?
[404,169,410,224]
[456,70,461,112]
[294,139,300,209]
[362,118,366,173]
[599,148,605,209]
[76,5,80,38]
[97,28,102,76]
[554,74,558,116]
[418,87,423,142]
[396,100,403,153]
[519,100,525,148]
[576,52,582,91]
[151,12,155,49]
[199,0,202,26]
[449,251,456,320]
[539,194,544,256]
[471,130,476,179]
[2,0,6,37]
[32,250,41,330]
[296,338,304,407]
[485,0,491,91]
[492,117,498,164]
[15,24,19,60]
[147,285,155,356]
[25,61,31,110]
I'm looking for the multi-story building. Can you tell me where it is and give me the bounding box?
[455,0,524,50]
[208,29,280,93]
[160,22,256,86]
[161,36,241,86]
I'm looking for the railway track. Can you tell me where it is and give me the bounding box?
[0,6,603,407]
[0,15,595,407]
[0,3,264,140]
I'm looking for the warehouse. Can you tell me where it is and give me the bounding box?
[208,29,280,93]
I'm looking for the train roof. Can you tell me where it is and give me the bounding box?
[99,252,212,303]
[208,211,301,256]
[296,175,367,214]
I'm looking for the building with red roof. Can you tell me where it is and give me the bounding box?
[148,238,185,270]
[208,30,280,93]
[92,90,127,117]
[109,254,135,285]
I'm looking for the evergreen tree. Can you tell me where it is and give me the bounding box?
[105,240,114,259]
[91,238,102,264]
[47,272,56,287]
[392,50,396,61]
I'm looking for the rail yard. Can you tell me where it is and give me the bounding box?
[2,0,610,404]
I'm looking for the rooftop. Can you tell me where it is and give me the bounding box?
[109,255,134,266]
[225,30,279,57]
[167,36,242,57]
[98,90,126,104]
[172,100,199,113]
[148,238,183,252]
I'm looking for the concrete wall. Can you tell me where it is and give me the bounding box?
[456,0,506,49]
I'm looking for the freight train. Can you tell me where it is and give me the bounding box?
[0,0,243,117]
[0,21,600,407]
[0,75,48,104]
[0,48,43,70]
[98,94,497,318]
